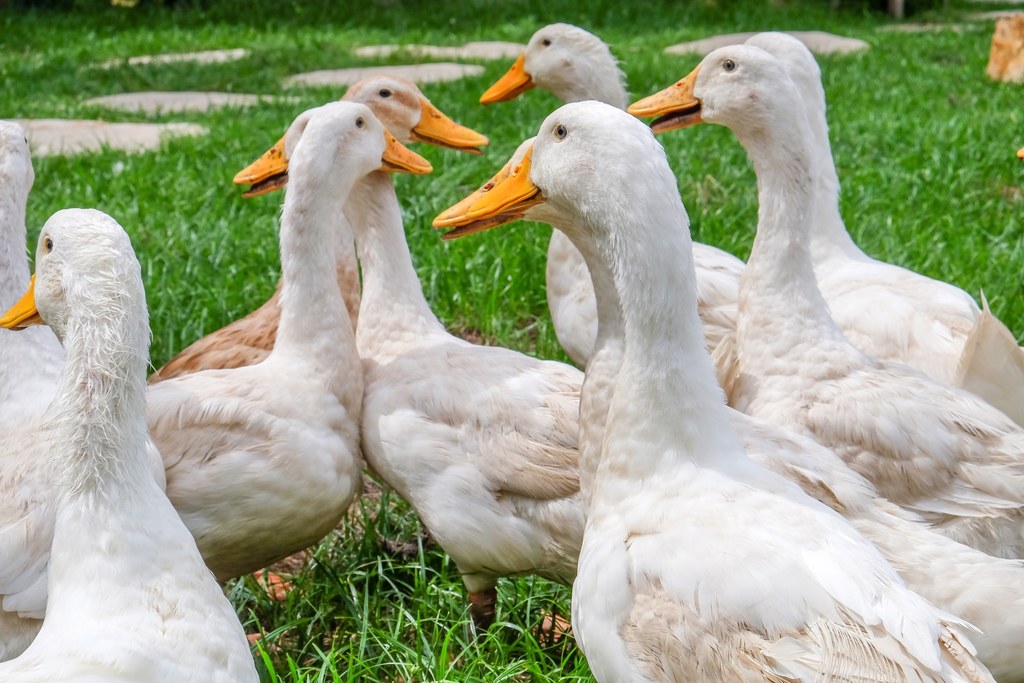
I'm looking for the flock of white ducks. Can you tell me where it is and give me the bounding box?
[1,22,1023,683]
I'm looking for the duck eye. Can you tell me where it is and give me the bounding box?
[554,124,567,140]
[379,89,392,98]
[541,38,552,47]
[355,117,365,129]
[43,237,53,253]
[723,59,736,72]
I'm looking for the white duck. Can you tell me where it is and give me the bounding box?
[631,46,1024,560]
[0,121,63,427]
[449,99,992,683]
[480,22,743,366]
[741,32,1024,427]
[438,133,1024,683]
[0,208,257,682]
[146,102,432,582]
[261,104,585,629]
[151,76,487,381]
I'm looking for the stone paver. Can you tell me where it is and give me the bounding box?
[96,48,248,69]
[84,91,292,115]
[283,63,484,88]
[877,22,970,32]
[353,42,524,60]
[968,9,1024,19]
[11,119,207,157]
[664,31,869,56]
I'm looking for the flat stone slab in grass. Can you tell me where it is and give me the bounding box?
[353,42,524,60]
[84,91,289,114]
[968,9,1024,19]
[877,22,970,32]
[96,48,248,69]
[11,119,207,157]
[664,31,869,56]
[284,62,485,88]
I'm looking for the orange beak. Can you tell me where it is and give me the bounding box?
[233,135,288,198]
[480,53,535,105]
[380,130,433,174]
[432,145,543,240]
[628,65,704,134]
[233,128,432,197]
[412,97,489,154]
[0,275,44,330]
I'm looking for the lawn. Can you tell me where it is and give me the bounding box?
[3,0,1023,680]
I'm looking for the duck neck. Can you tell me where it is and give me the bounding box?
[50,291,151,499]
[804,95,864,263]
[554,58,628,109]
[348,172,445,355]
[736,121,853,366]
[592,179,746,489]
[0,167,30,307]
[274,168,358,391]
[553,219,624,508]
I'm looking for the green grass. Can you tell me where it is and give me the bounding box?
[4,0,1024,680]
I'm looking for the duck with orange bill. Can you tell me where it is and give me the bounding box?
[432,98,993,683]
[143,102,433,585]
[0,209,259,682]
[436,102,1024,683]
[630,32,1024,429]
[480,22,743,367]
[629,44,1024,569]
[152,76,487,382]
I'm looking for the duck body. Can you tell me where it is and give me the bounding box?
[351,169,584,623]
[147,355,359,579]
[481,22,742,365]
[0,121,63,426]
[0,209,256,682]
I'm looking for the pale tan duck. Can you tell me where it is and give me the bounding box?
[480,22,743,366]
[631,46,1024,560]
[151,76,487,382]
[441,100,992,683]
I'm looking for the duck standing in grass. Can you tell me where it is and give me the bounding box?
[151,76,487,381]
[730,32,1024,428]
[480,22,743,366]
[0,209,258,682]
[630,46,1024,560]
[145,101,432,582]
[438,116,1024,683]
[437,99,992,682]
[238,93,585,632]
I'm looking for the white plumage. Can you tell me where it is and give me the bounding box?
[742,32,1024,427]
[0,208,257,682]
[438,113,1024,681]
[0,121,63,428]
[145,102,397,581]
[522,99,990,683]
[480,22,743,366]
